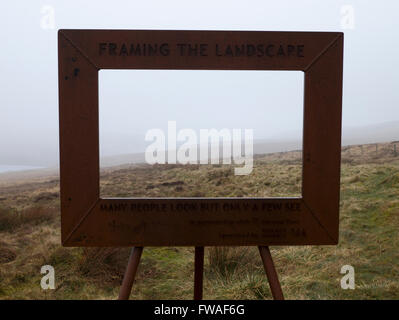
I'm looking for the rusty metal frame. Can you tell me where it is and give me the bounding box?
[58,30,343,247]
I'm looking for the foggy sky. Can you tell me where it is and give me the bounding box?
[1,1,399,166]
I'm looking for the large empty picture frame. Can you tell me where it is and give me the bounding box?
[58,30,343,247]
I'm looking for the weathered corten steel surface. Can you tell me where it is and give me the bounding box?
[58,30,343,247]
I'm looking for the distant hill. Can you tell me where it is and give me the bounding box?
[342,121,399,145]
[1,121,398,168]
[96,121,399,167]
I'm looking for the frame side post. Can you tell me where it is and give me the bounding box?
[302,35,344,241]
[58,31,100,244]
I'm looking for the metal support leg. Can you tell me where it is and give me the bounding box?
[194,246,204,300]
[258,246,284,300]
[118,246,143,300]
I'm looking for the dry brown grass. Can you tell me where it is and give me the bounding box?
[0,247,17,264]
[0,206,56,232]
[78,248,130,283]
[0,141,398,299]
[207,247,260,278]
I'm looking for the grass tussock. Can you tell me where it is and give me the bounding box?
[207,247,259,278]
[78,248,130,283]
[0,247,17,264]
[0,206,56,232]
